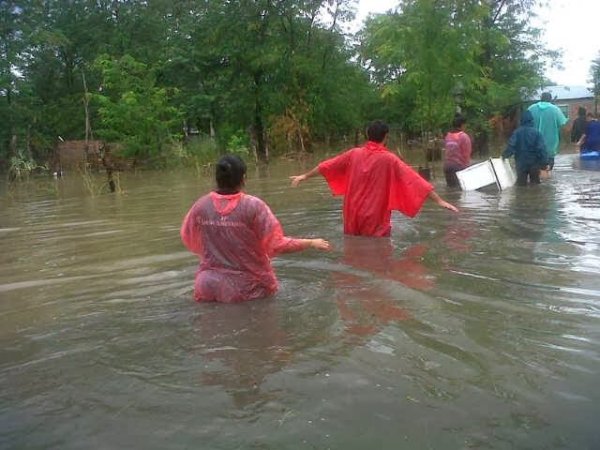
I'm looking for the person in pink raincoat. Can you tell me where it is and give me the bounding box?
[443,114,472,188]
[181,155,330,303]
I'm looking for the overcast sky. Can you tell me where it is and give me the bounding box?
[354,0,600,87]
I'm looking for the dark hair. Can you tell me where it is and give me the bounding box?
[541,92,552,102]
[452,114,467,129]
[366,120,389,143]
[578,106,586,117]
[215,154,247,191]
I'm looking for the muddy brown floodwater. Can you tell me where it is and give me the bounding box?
[1,153,599,449]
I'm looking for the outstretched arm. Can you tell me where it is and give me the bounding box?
[254,198,332,255]
[428,191,459,212]
[270,237,331,254]
[290,165,321,187]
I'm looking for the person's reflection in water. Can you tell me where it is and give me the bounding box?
[507,184,561,244]
[442,210,476,255]
[254,160,270,179]
[192,300,291,409]
[334,236,434,338]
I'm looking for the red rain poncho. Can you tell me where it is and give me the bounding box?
[318,141,434,237]
[181,192,308,303]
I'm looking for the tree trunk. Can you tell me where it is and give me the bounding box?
[474,129,490,158]
[6,86,17,158]
[82,71,92,163]
[253,113,267,162]
[253,73,268,162]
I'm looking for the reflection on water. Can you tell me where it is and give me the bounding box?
[193,301,293,410]
[333,237,425,338]
[1,154,600,449]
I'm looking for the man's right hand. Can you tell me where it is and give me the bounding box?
[289,174,307,187]
[438,200,459,213]
[429,191,459,212]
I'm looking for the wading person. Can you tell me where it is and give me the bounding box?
[181,155,330,303]
[577,113,600,153]
[527,92,568,170]
[502,110,549,186]
[290,120,458,237]
[570,106,587,144]
[443,114,472,188]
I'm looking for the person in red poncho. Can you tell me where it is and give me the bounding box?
[290,121,458,237]
[181,154,330,303]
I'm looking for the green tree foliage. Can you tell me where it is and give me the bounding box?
[2,0,375,166]
[1,0,558,167]
[0,0,30,161]
[359,0,555,139]
[169,0,372,158]
[93,55,182,162]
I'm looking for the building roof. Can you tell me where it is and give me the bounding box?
[532,85,593,101]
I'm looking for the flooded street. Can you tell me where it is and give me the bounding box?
[1,154,599,449]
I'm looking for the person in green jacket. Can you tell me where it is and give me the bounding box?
[527,92,568,170]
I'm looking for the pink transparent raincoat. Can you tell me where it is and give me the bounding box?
[181,192,308,303]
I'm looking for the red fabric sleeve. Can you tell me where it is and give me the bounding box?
[252,198,308,256]
[180,204,203,255]
[388,159,434,218]
[318,149,354,195]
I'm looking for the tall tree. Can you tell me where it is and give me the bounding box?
[0,0,379,166]
[93,54,182,164]
[0,0,31,162]
[172,0,367,159]
[358,0,555,146]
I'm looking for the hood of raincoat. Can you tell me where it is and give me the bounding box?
[364,141,388,152]
[536,101,552,110]
[520,110,535,127]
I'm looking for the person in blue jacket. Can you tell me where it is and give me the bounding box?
[502,110,550,186]
[577,113,600,153]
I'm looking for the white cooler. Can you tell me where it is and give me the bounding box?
[456,158,516,191]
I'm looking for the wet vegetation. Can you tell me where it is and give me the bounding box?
[1,0,557,175]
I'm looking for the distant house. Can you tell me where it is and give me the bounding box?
[527,85,594,143]
[490,86,594,143]
[531,85,594,121]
